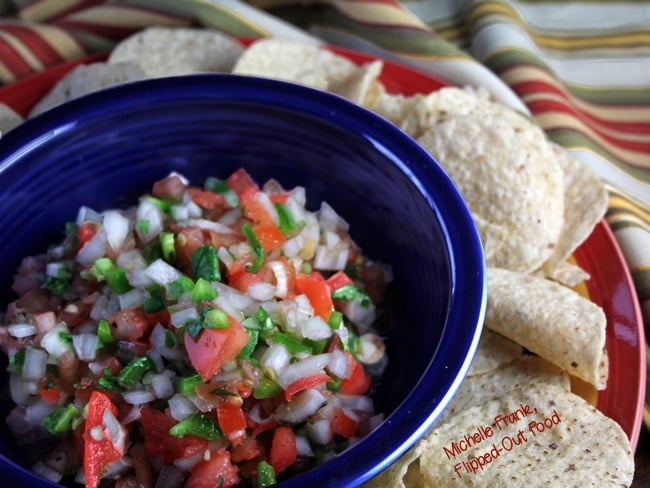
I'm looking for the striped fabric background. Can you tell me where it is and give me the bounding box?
[0,0,649,416]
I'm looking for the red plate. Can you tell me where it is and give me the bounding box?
[0,45,644,449]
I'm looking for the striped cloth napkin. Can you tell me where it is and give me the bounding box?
[0,0,649,419]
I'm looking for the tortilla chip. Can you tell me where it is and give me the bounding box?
[439,355,570,426]
[363,443,424,488]
[486,267,608,389]
[232,38,357,91]
[329,60,384,106]
[0,103,23,136]
[368,92,424,127]
[541,143,608,273]
[419,382,634,487]
[536,260,590,288]
[468,329,524,377]
[108,27,244,78]
[416,112,565,272]
[29,62,146,117]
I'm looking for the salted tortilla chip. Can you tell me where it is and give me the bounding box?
[29,62,146,117]
[468,329,524,377]
[536,260,590,288]
[108,27,244,78]
[419,382,634,487]
[232,38,357,91]
[368,92,424,127]
[416,111,565,272]
[486,267,607,389]
[329,60,384,106]
[439,355,570,426]
[541,143,608,273]
[363,443,424,488]
[0,103,23,136]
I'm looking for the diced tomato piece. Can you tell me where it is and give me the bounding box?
[250,419,278,438]
[175,226,207,274]
[269,193,289,204]
[78,222,99,252]
[269,426,297,474]
[340,352,371,395]
[39,379,61,404]
[296,272,333,321]
[283,373,331,402]
[187,187,226,210]
[230,437,261,463]
[108,306,152,342]
[186,449,240,488]
[253,223,286,253]
[217,402,248,443]
[152,174,186,200]
[83,391,123,488]
[330,407,358,439]
[140,406,209,464]
[239,187,275,226]
[145,308,171,328]
[226,168,258,195]
[228,267,268,294]
[184,316,250,381]
[326,270,354,292]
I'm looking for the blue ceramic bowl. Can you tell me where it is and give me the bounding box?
[0,74,485,487]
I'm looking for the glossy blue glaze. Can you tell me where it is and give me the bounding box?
[0,74,485,487]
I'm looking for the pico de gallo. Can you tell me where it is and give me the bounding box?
[0,169,391,488]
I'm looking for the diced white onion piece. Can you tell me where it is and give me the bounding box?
[319,201,349,232]
[218,208,241,226]
[338,394,375,414]
[41,324,73,358]
[25,399,57,424]
[8,323,37,338]
[103,458,132,480]
[255,191,278,223]
[313,245,349,271]
[9,373,29,405]
[151,374,175,399]
[187,219,234,234]
[169,306,199,327]
[341,301,376,333]
[295,435,315,457]
[285,190,306,224]
[90,295,112,321]
[275,389,326,423]
[72,333,99,362]
[306,418,333,445]
[76,206,102,225]
[150,324,184,360]
[324,231,341,248]
[116,249,147,271]
[145,258,183,286]
[103,408,122,445]
[294,294,314,318]
[260,343,291,376]
[300,316,332,341]
[247,282,276,302]
[31,461,63,483]
[170,204,189,222]
[187,393,214,413]
[136,199,164,244]
[277,354,332,389]
[327,349,351,380]
[247,402,272,425]
[269,260,288,298]
[22,347,48,382]
[127,268,155,288]
[76,228,108,266]
[118,288,145,310]
[217,246,234,268]
[357,333,386,365]
[279,300,298,332]
[122,389,156,405]
[168,394,198,421]
[187,200,203,218]
[281,234,304,259]
[103,210,130,250]
[45,262,68,278]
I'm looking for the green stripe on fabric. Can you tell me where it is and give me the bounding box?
[266,4,468,58]
[548,129,650,182]
[631,268,650,303]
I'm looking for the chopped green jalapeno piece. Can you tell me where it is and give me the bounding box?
[160,231,176,263]
[164,330,177,348]
[191,244,220,282]
[42,404,82,438]
[242,223,264,272]
[147,196,173,214]
[118,356,156,388]
[257,461,277,487]
[177,374,204,396]
[327,311,344,329]
[274,202,295,235]
[91,257,132,294]
[141,240,163,263]
[191,278,217,304]
[237,329,258,359]
[331,284,371,307]
[169,413,223,440]
[97,319,114,345]
[273,331,312,354]
[253,376,282,399]
[204,177,238,207]
[143,286,165,313]
[98,369,123,392]
[8,347,26,375]
[203,308,229,329]
[167,275,194,301]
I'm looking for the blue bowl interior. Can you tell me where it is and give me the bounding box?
[0,75,484,487]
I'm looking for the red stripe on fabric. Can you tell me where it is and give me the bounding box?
[514,80,650,133]
[18,0,104,23]
[0,24,65,68]
[52,19,141,40]
[0,36,35,80]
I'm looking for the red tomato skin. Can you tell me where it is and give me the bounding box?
[226,168,257,195]
[83,391,122,488]
[340,352,372,395]
[326,270,354,291]
[217,402,248,443]
[284,373,331,402]
[330,407,358,439]
[269,425,297,474]
[295,272,334,321]
[253,223,286,253]
[186,449,240,488]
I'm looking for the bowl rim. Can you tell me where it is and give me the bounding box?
[0,74,486,487]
